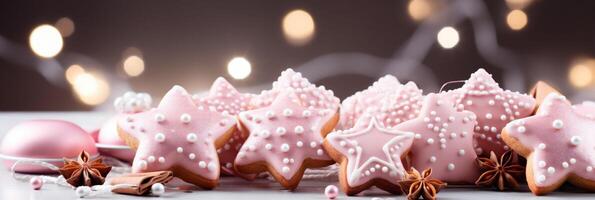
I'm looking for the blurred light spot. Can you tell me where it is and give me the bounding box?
[123,55,145,77]
[569,59,595,88]
[282,9,315,46]
[437,26,459,49]
[506,0,533,9]
[507,9,528,31]
[227,57,251,80]
[29,25,63,58]
[55,17,75,37]
[73,73,110,106]
[65,64,85,84]
[408,0,433,21]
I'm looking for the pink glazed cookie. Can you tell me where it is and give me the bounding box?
[194,77,258,179]
[324,116,414,195]
[446,68,536,156]
[117,86,236,189]
[340,75,424,129]
[0,120,98,173]
[502,93,595,195]
[394,93,480,184]
[235,89,338,190]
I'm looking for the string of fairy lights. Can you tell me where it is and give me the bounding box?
[6,0,595,108]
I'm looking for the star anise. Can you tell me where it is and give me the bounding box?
[475,150,525,191]
[58,150,112,187]
[399,168,447,200]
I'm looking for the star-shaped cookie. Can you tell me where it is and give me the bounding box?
[194,77,257,179]
[446,68,536,156]
[117,85,236,188]
[235,89,337,190]
[324,116,414,195]
[394,93,480,184]
[340,75,424,129]
[502,93,595,195]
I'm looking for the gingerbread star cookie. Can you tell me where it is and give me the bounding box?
[502,93,595,195]
[117,85,236,189]
[194,77,257,179]
[324,116,414,195]
[235,89,337,190]
[340,75,424,129]
[446,68,536,156]
[394,93,480,184]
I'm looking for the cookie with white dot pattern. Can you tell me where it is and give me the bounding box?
[445,68,536,157]
[394,93,480,184]
[502,93,595,195]
[235,89,338,190]
[324,116,413,195]
[193,77,258,179]
[117,85,236,189]
[340,75,424,129]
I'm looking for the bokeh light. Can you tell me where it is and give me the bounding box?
[72,73,110,105]
[55,17,75,37]
[437,26,459,49]
[507,9,528,31]
[65,64,85,84]
[227,57,252,80]
[408,0,434,21]
[569,59,595,88]
[123,55,145,77]
[29,24,64,58]
[506,0,533,9]
[282,9,315,46]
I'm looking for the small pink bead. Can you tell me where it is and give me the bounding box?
[30,177,43,190]
[324,185,339,199]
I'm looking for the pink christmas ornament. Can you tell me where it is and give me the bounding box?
[394,93,480,183]
[117,86,237,188]
[251,68,340,112]
[30,177,43,190]
[340,75,424,130]
[236,89,337,189]
[325,116,413,195]
[324,184,339,199]
[194,77,257,179]
[502,93,595,195]
[445,68,536,156]
[0,120,98,173]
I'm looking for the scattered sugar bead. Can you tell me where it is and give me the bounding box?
[154,133,166,143]
[186,133,198,142]
[151,183,165,196]
[552,119,564,129]
[324,185,339,199]
[30,177,43,190]
[180,113,192,123]
[570,136,581,146]
[75,186,91,198]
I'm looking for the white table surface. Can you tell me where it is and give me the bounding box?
[0,112,594,199]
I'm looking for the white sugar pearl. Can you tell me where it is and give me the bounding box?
[538,161,547,168]
[280,143,290,152]
[302,110,311,117]
[294,126,304,134]
[208,162,217,171]
[138,160,148,170]
[317,149,324,156]
[75,186,92,198]
[552,119,564,129]
[447,163,455,171]
[485,113,493,119]
[199,161,207,168]
[426,138,434,144]
[458,149,465,156]
[570,158,577,164]
[296,141,304,147]
[537,174,546,183]
[547,167,556,174]
[158,157,165,163]
[537,143,546,150]
[276,127,287,135]
[180,113,192,123]
[261,130,271,138]
[310,141,317,148]
[283,158,290,164]
[282,166,290,173]
[154,133,166,143]
[587,166,593,172]
[151,183,165,196]
[154,114,165,122]
[516,126,526,133]
[265,111,275,119]
[147,156,156,163]
[186,133,198,143]
[283,108,293,116]
[189,153,196,160]
[562,162,569,168]
[265,143,273,150]
[429,156,437,163]
[570,136,581,146]
[339,141,346,146]
[177,147,184,153]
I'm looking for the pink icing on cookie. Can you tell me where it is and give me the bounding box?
[326,117,413,188]
[394,93,479,183]
[117,86,236,185]
[340,75,423,129]
[194,77,257,178]
[251,68,340,111]
[446,68,536,156]
[573,101,595,120]
[236,89,334,184]
[504,93,595,193]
